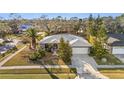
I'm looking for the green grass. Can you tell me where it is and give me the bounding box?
[99,68,124,79]
[94,54,123,65]
[0,68,77,74]
[0,52,13,62]
[0,68,77,79]
[3,46,71,66]
[0,44,25,62]
[3,46,37,66]
[0,74,76,79]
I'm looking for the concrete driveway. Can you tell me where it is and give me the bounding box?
[71,54,97,70]
[114,54,124,63]
[71,54,98,79]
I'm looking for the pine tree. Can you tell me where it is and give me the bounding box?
[58,38,72,64]
[90,15,108,58]
[95,15,107,46]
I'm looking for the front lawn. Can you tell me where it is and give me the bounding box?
[94,54,123,65]
[0,74,76,79]
[0,68,77,74]
[0,44,25,62]
[0,68,77,79]
[3,46,37,66]
[3,46,71,66]
[99,68,124,79]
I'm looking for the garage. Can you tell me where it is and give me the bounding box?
[72,47,89,54]
[112,47,124,54]
[111,41,124,54]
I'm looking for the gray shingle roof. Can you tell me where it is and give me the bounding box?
[108,33,124,41]
[40,34,91,47]
[111,41,124,46]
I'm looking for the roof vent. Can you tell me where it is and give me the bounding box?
[70,38,78,44]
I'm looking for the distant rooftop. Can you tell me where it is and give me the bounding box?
[111,41,124,46]
[108,33,124,41]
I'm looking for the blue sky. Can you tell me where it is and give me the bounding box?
[0,13,122,19]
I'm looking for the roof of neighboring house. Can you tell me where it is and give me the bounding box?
[40,34,92,47]
[108,33,124,41]
[111,41,124,46]
[0,39,4,43]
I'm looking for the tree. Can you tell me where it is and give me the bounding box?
[89,14,95,36]
[95,15,107,45]
[0,19,11,40]
[91,41,108,58]
[87,15,108,58]
[39,15,51,34]
[58,38,72,64]
[86,14,96,38]
[74,19,82,33]
[8,13,21,34]
[27,28,37,50]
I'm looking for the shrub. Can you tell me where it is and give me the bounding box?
[90,42,108,58]
[29,52,39,61]
[22,37,30,44]
[29,47,46,61]
[38,47,45,58]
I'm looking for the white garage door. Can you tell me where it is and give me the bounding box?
[72,48,89,54]
[112,47,124,54]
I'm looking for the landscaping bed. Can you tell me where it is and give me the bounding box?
[94,54,124,65]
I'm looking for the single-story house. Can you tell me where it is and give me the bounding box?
[18,24,32,32]
[40,34,92,54]
[107,33,124,54]
[110,41,124,54]
[0,45,15,54]
[0,38,4,44]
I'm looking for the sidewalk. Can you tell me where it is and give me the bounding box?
[97,65,124,68]
[0,65,74,70]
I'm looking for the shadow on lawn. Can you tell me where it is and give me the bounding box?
[40,62,59,79]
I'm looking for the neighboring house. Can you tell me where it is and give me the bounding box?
[110,41,124,54]
[0,39,4,44]
[37,32,47,37]
[40,34,92,54]
[19,24,31,32]
[107,33,124,54]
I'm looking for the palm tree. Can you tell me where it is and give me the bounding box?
[27,28,37,50]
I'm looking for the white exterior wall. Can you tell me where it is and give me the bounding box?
[112,46,124,54]
[72,47,89,54]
